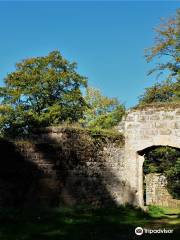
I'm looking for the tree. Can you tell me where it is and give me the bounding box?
[80,87,125,129]
[145,10,180,81]
[138,80,177,104]
[139,10,180,105]
[0,51,87,136]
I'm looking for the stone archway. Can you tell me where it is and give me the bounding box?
[137,145,180,207]
[122,105,180,207]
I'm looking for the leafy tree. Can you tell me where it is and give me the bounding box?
[80,87,125,129]
[138,80,177,104]
[0,51,87,137]
[166,158,180,200]
[144,146,180,199]
[145,10,180,81]
[139,10,180,105]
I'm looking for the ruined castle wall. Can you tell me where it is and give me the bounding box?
[1,104,180,208]
[146,173,180,208]
[119,104,180,206]
[0,128,127,207]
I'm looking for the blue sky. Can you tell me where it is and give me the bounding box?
[0,1,179,107]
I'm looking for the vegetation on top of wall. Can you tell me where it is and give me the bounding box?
[0,124,124,150]
[32,124,124,146]
[138,81,180,106]
[87,128,124,146]
[132,101,180,111]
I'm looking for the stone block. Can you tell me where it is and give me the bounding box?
[159,129,171,135]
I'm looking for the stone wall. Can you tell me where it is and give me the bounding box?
[0,104,180,208]
[118,104,180,206]
[0,127,129,208]
[146,173,180,208]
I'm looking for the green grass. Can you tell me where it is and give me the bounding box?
[0,205,179,240]
[148,205,180,218]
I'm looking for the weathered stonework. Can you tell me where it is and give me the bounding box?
[146,173,180,208]
[0,104,180,208]
[0,129,127,207]
[120,105,180,207]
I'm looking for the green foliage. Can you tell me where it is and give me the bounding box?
[148,205,180,218]
[166,158,180,199]
[139,10,180,105]
[148,205,166,218]
[144,146,180,199]
[80,87,125,129]
[0,51,87,137]
[145,10,180,82]
[138,80,177,104]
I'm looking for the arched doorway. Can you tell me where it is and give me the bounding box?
[137,145,180,207]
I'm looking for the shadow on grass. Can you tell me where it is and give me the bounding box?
[0,133,179,239]
[0,205,179,240]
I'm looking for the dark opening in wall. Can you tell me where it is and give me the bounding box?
[138,145,180,205]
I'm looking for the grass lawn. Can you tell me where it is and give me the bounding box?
[0,205,179,240]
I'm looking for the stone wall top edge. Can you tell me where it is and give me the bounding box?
[31,127,124,140]
[32,126,84,134]
[129,103,180,113]
[126,107,180,116]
